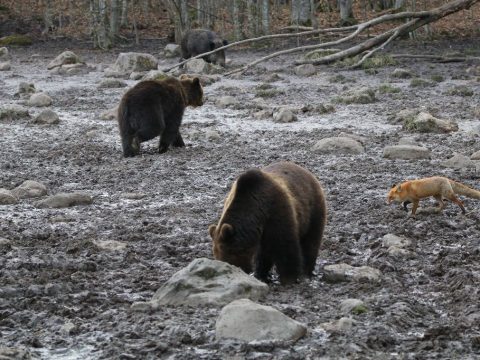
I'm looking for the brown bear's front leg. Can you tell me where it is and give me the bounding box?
[172,132,185,147]
[254,249,274,283]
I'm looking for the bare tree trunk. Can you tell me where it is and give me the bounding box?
[43,0,54,35]
[233,0,242,40]
[247,0,257,36]
[339,0,356,25]
[110,0,121,38]
[292,0,311,25]
[262,0,270,34]
[121,0,128,27]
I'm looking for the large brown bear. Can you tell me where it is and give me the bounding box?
[117,76,203,157]
[209,161,327,285]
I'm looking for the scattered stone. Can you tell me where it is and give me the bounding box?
[263,73,282,82]
[44,283,62,296]
[0,188,18,205]
[398,136,418,145]
[97,78,127,89]
[323,263,382,283]
[142,70,167,81]
[216,96,237,108]
[164,43,181,58]
[216,299,307,342]
[35,192,93,209]
[0,105,29,121]
[337,132,368,145]
[0,61,11,71]
[100,106,118,121]
[149,258,268,307]
[471,150,480,160]
[14,82,36,99]
[0,47,9,61]
[27,92,53,107]
[0,237,12,250]
[103,68,128,78]
[320,317,355,332]
[391,68,414,79]
[111,52,158,74]
[441,153,477,170]
[93,240,127,251]
[340,299,367,314]
[61,321,77,335]
[295,64,316,77]
[383,145,431,160]
[403,112,458,133]
[273,108,297,123]
[0,347,31,359]
[205,130,221,141]
[387,246,412,257]
[11,180,48,199]
[336,88,376,104]
[315,103,335,114]
[312,136,364,155]
[253,109,273,120]
[122,192,147,200]
[47,51,83,70]
[54,63,90,76]
[381,234,411,248]
[33,109,60,125]
[185,58,209,74]
[388,108,419,125]
[129,72,144,80]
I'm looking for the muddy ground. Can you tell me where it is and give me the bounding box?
[1,37,480,359]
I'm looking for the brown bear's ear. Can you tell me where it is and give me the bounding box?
[193,77,200,86]
[208,224,217,238]
[220,223,234,241]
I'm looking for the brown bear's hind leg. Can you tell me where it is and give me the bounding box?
[159,121,182,154]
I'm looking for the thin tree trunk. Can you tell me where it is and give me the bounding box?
[233,0,242,40]
[110,0,121,38]
[262,0,270,34]
[121,0,128,27]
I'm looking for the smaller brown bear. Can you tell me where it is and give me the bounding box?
[117,76,203,157]
[209,161,327,285]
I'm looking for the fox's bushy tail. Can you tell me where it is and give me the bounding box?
[450,180,480,200]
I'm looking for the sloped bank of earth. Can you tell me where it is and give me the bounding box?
[0,38,479,359]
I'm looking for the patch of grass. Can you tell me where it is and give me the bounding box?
[0,5,9,12]
[304,49,339,60]
[334,88,376,104]
[403,116,417,131]
[364,68,379,75]
[328,74,356,84]
[410,78,435,88]
[0,34,33,46]
[351,304,368,315]
[256,83,274,90]
[430,74,445,82]
[255,88,284,98]
[378,84,401,94]
[447,85,474,97]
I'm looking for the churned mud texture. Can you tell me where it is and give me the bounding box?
[1,38,480,359]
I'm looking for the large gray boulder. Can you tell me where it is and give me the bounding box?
[47,51,83,70]
[441,153,477,170]
[383,145,431,160]
[11,180,48,199]
[403,112,458,133]
[471,150,480,160]
[0,105,29,121]
[27,93,53,107]
[273,108,297,123]
[0,61,11,71]
[149,258,268,307]
[295,64,316,77]
[112,52,158,74]
[312,136,364,155]
[0,47,9,61]
[35,192,93,208]
[0,189,18,205]
[33,109,60,125]
[323,263,382,283]
[216,299,307,342]
[164,43,181,58]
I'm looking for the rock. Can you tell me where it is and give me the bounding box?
[11,180,48,199]
[97,78,127,89]
[164,43,181,58]
[321,317,355,332]
[441,153,476,170]
[93,240,127,251]
[0,47,9,61]
[122,192,147,200]
[185,58,209,74]
[142,70,168,81]
[216,96,237,108]
[47,51,83,70]
[253,110,273,120]
[294,64,316,77]
[337,132,367,145]
[27,92,52,107]
[35,192,93,209]
[0,61,11,71]
[273,108,297,123]
[387,246,412,257]
[0,347,31,359]
[381,234,411,248]
[205,130,220,141]
[398,136,418,145]
[33,109,60,125]
[0,237,12,250]
[340,299,367,314]
[0,188,18,205]
[323,263,382,283]
[471,150,480,160]
[55,63,90,76]
[216,299,307,342]
[129,71,144,80]
[312,136,364,155]
[336,88,376,104]
[388,108,419,125]
[0,105,29,120]
[149,258,268,307]
[61,321,77,335]
[14,82,36,99]
[315,103,335,114]
[100,106,118,121]
[403,112,458,133]
[44,283,61,296]
[103,68,128,78]
[391,68,414,79]
[112,52,158,74]
[383,145,431,160]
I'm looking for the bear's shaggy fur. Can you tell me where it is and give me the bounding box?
[117,76,203,157]
[209,161,327,285]
[180,29,228,67]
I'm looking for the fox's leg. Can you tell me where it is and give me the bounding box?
[403,201,411,212]
[434,195,445,211]
[447,194,465,214]
[411,201,420,216]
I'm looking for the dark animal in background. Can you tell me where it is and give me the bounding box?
[181,29,228,67]
[209,162,327,285]
[117,76,203,157]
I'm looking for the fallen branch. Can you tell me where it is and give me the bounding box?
[391,54,480,62]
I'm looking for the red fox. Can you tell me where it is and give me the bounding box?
[387,176,480,216]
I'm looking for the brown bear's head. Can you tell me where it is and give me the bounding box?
[180,75,204,107]
[209,223,256,274]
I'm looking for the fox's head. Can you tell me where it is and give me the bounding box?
[387,183,403,204]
